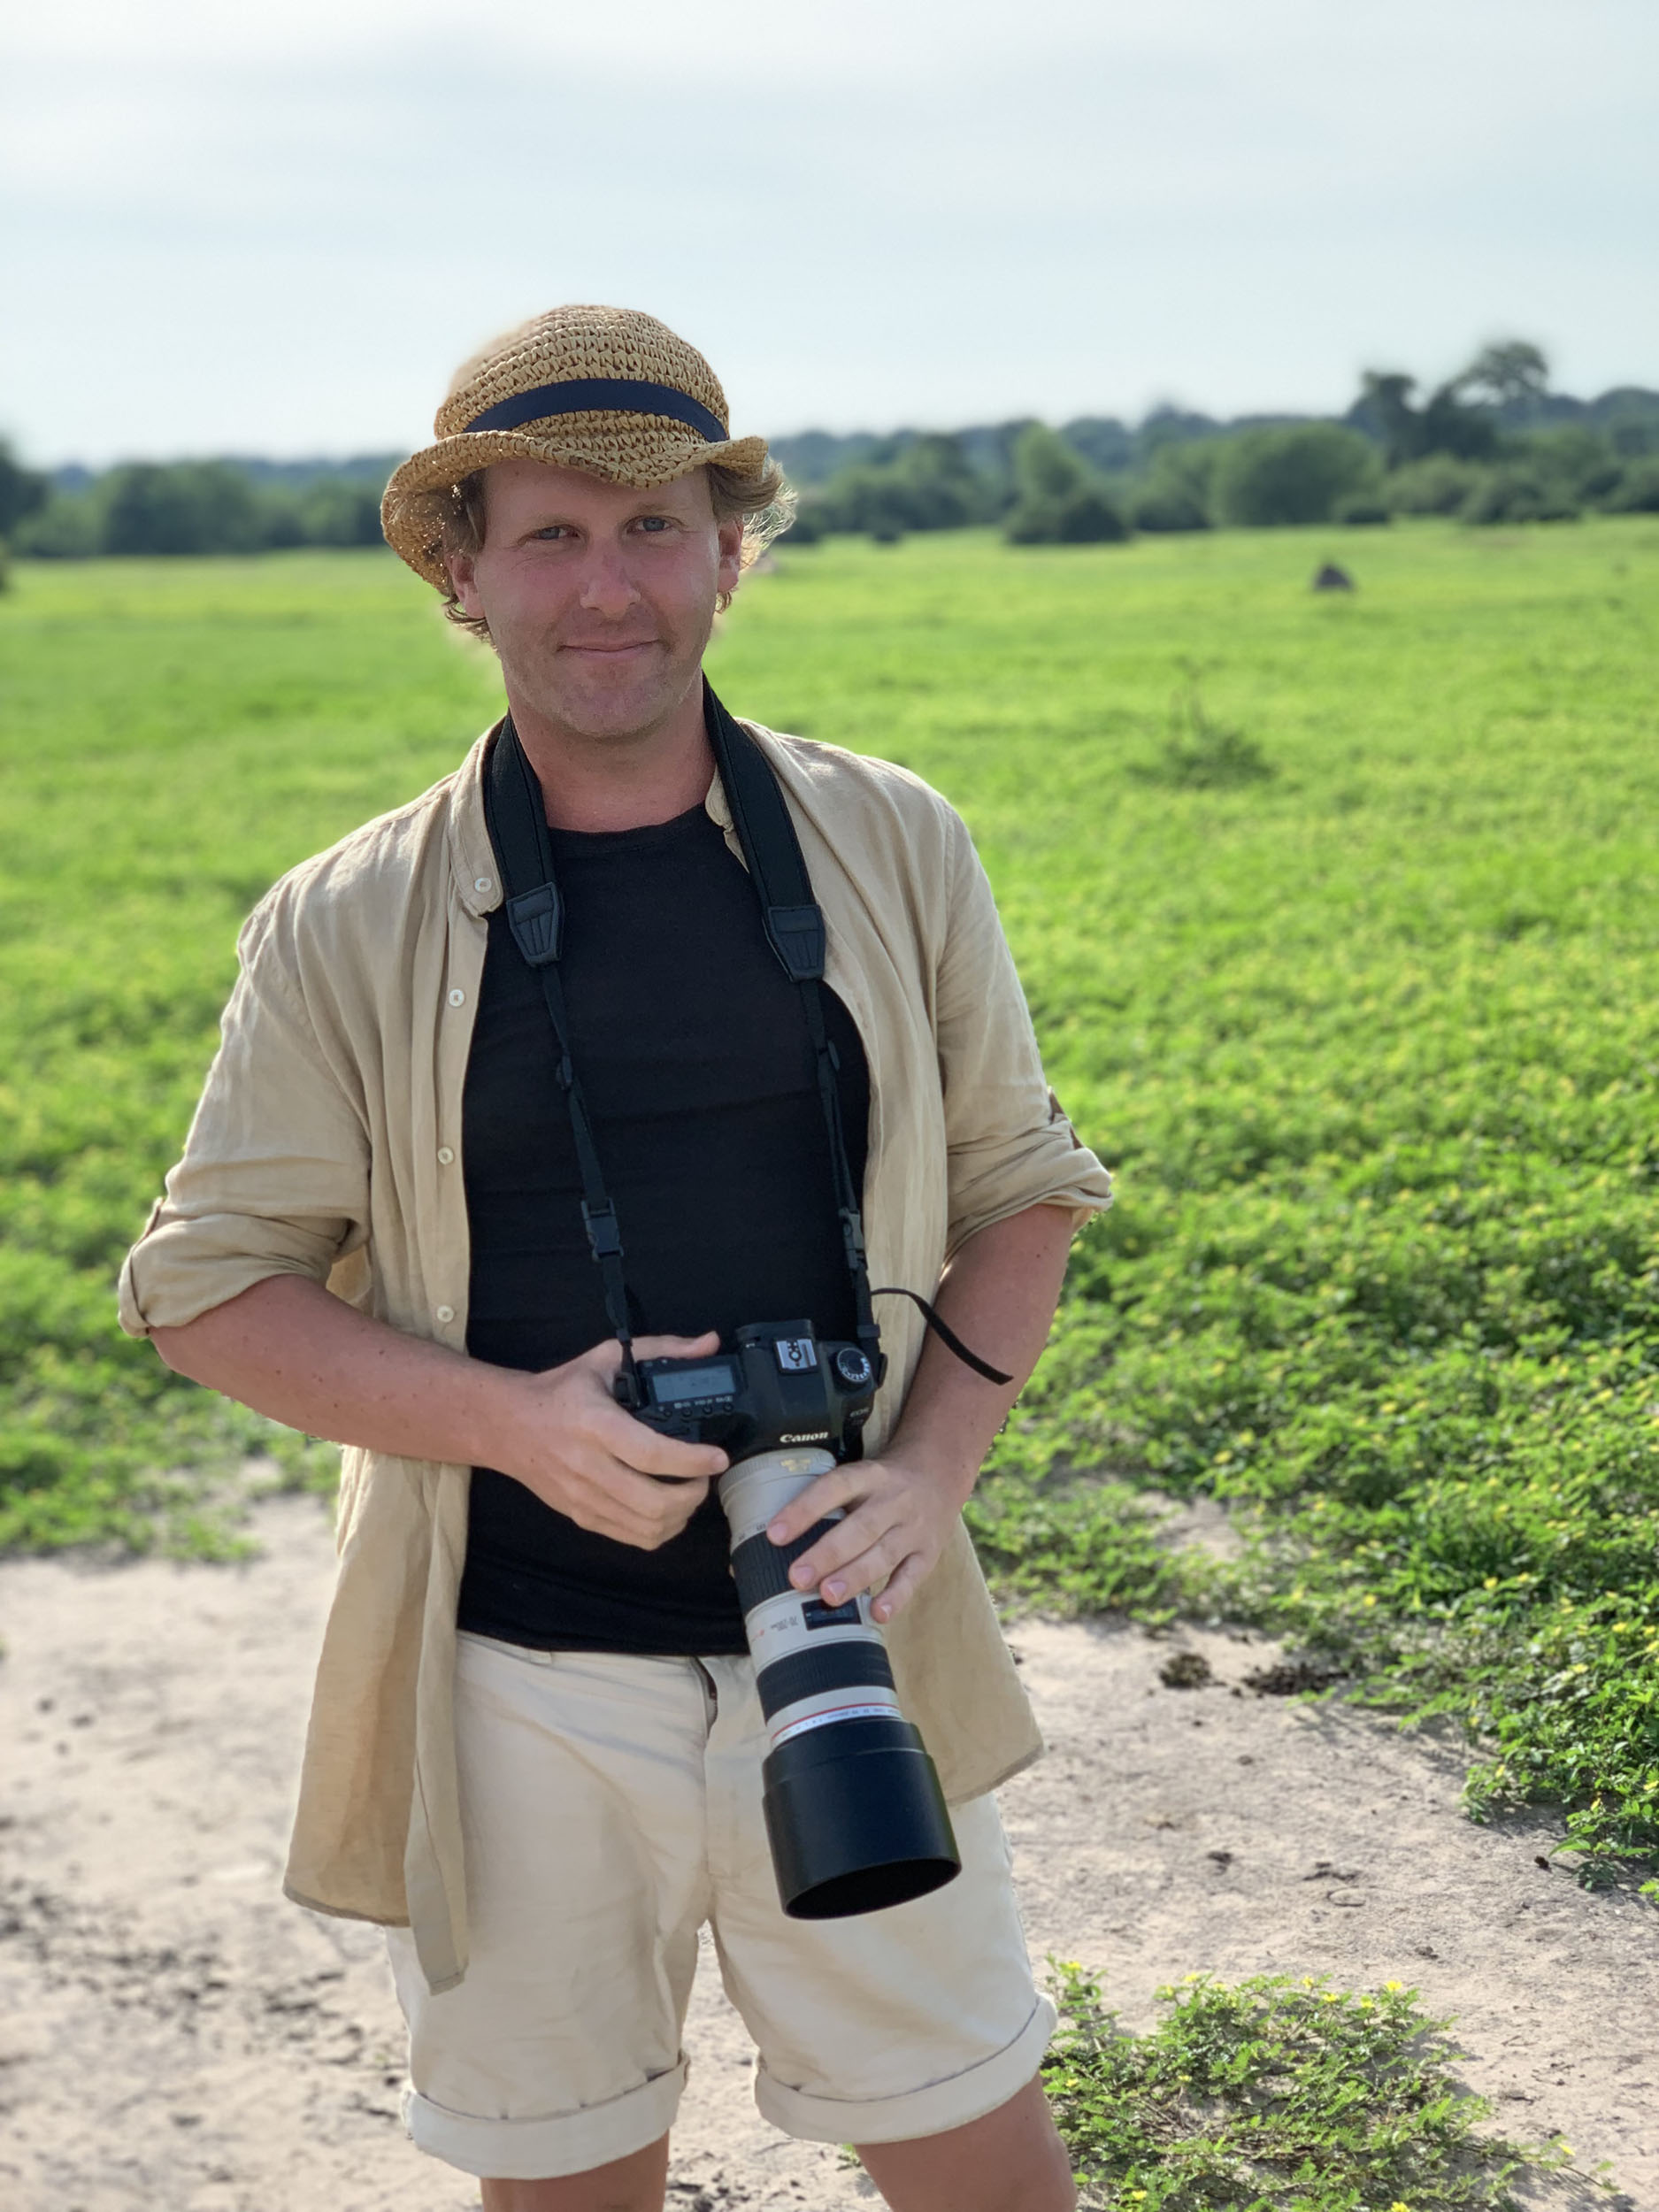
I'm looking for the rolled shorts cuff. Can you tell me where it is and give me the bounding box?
[753,1993,1056,2147]
[402,2054,687,2180]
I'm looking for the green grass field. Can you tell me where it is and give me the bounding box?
[3,520,1656,1899]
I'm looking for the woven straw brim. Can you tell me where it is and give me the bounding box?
[381,420,772,590]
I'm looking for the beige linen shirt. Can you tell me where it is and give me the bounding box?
[119,720,1112,1993]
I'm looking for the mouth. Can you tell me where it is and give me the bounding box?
[560,639,660,659]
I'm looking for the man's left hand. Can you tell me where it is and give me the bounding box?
[763,1451,975,1626]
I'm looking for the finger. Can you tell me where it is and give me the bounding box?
[801,1527,910,1608]
[787,1504,892,1591]
[576,1332,720,1381]
[593,1405,727,1481]
[629,1332,721,1362]
[870,1553,928,1625]
[765,1463,865,1546]
[570,1456,711,1546]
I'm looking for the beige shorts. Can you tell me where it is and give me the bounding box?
[386,1632,1053,2182]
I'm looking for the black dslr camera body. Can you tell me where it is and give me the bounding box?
[619,1318,878,1461]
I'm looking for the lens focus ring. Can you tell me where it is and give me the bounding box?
[731,1520,841,1610]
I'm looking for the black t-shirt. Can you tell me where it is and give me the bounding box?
[455,798,871,1655]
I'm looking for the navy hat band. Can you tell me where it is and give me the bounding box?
[465,377,727,443]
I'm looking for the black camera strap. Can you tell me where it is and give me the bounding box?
[483,720,641,1386]
[482,681,1011,1404]
[697,681,886,1383]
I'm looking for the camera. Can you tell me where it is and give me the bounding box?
[625,1321,961,1919]
[624,1318,878,1460]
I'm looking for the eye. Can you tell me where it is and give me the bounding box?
[530,524,574,541]
[634,514,674,534]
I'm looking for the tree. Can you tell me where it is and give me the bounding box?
[102,462,264,555]
[1003,426,1130,545]
[0,439,49,537]
[1356,373,1423,470]
[1452,340,1549,415]
[1213,425,1378,527]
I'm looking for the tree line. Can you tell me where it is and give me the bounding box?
[778,342,1659,545]
[0,455,397,562]
[2,342,1655,567]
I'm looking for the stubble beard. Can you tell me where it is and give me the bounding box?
[498,605,716,751]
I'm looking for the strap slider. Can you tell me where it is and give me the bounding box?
[581,1200,624,1260]
[506,883,563,967]
[765,902,826,983]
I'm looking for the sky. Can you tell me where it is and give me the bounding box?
[3,0,1655,467]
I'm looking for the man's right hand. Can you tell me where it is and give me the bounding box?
[152,1279,726,1553]
[489,1333,729,1550]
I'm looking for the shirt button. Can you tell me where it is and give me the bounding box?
[474,876,492,894]
[437,1146,455,1166]
[435,1304,455,1325]
[447,987,465,1008]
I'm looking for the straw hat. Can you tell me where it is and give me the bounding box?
[381,305,772,590]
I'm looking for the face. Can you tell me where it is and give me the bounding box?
[446,458,745,744]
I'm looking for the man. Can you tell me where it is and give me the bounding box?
[121,305,1112,2212]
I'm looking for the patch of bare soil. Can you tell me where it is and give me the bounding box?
[0,1495,1652,2210]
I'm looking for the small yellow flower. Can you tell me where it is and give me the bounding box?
[1383,1979,1403,1992]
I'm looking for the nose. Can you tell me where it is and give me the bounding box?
[578,544,641,621]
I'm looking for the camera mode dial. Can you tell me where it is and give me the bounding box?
[833,1347,874,1391]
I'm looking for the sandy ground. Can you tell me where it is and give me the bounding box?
[0,1493,1653,2212]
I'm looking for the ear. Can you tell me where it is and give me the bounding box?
[446,544,485,621]
[715,511,745,601]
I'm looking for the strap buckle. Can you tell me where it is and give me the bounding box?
[581,1199,624,1261]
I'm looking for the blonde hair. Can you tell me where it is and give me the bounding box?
[427,459,795,643]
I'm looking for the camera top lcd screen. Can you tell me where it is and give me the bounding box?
[649,1361,738,1405]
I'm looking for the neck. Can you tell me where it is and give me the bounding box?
[503,671,716,833]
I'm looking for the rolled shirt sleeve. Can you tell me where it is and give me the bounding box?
[934,809,1113,1255]
[118,896,372,1337]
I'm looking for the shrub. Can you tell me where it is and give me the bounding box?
[1601,460,1659,513]
[1386,455,1486,515]
[776,503,824,544]
[1044,1963,1576,2211]
[12,494,103,558]
[1523,425,1622,503]
[102,462,265,556]
[1463,468,1579,526]
[811,434,984,540]
[1214,424,1379,527]
[1005,426,1131,545]
[1131,486,1210,533]
[1334,492,1391,526]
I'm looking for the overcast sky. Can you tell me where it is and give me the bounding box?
[3,0,1655,466]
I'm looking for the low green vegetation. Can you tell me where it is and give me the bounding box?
[2,522,1656,1900]
[1041,1962,1581,2210]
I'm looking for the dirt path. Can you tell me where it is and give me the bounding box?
[1,1495,1652,2210]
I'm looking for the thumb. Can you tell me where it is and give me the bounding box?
[627,1331,722,1363]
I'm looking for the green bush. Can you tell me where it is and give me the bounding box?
[1602,460,1659,513]
[1386,456,1486,516]
[1005,426,1131,545]
[1334,492,1392,526]
[1522,426,1622,503]
[1463,469,1579,526]
[810,434,984,541]
[12,491,104,558]
[103,463,266,556]
[1044,1963,1577,2210]
[1214,425,1379,527]
[1131,487,1210,533]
